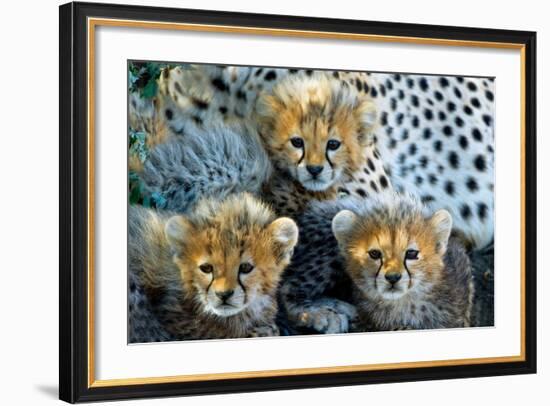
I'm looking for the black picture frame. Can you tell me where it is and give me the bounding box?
[59,1,537,403]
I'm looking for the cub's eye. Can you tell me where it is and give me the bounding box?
[368,249,382,260]
[405,249,419,260]
[199,264,213,274]
[327,139,341,151]
[239,263,254,274]
[290,137,304,148]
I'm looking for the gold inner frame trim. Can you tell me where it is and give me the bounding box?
[87,17,527,388]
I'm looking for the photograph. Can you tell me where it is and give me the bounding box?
[127,62,495,343]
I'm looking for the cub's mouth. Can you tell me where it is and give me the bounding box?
[300,178,334,192]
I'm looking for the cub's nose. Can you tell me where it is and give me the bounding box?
[385,272,402,285]
[306,165,324,177]
[216,290,234,302]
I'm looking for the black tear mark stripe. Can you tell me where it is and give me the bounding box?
[297,147,305,165]
[325,148,334,169]
[238,273,248,304]
[374,258,384,291]
[206,273,215,297]
[403,257,413,289]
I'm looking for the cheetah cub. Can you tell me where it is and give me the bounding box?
[280,194,473,334]
[332,195,474,331]
[129,193,298,342]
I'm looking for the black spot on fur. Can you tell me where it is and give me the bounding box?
[477,203,488,220]
[433,140,443,152]
[379,175,389,189]
[448,151,459,168]
[434,91,443,101]
[439,77,450,87]
[367,158,375,171]
[455,116,464,127]
[474,155,487,172]
[380,111,388,126]
[305,70,313,76]
[407,78,414,88]
[419,77,429,91]
[415,176,423,185]
[419,156,428,168]
[412,116,419,128]
[485,90,494,101]
[356,188,367,197]
[482,114,492,126]
[264,70,277,81]
[472,128,482,142]
[192,98,209,110]
[332,71,339,79]
[445,181,455,196]
[467,81,478,91]
[212,77,229,92]
[411,95,419,107]
[165,108,173,120]
[460,204,472,220]
[471,97,481,108]
[370,87,378,97]
[466,177,478,192]
[370,181,378,193]
[398,89,405,100]
[219,106,228,114]
[464,105,473,115]
[396,112,404,125]
[423,128,432,139]
[459,135,468,149]
[379,84,386,96]
[454,87,462,98]
[421,195,434,203]
[409,143,417,156]
[428,174,438,185]
[438,111,447,121]
[443,125,453,136]
[447,101,456,112]
[424,108,434,120]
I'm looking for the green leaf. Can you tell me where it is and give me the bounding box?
[141,79,158,99]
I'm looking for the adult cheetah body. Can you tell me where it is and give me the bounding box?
[156,65,494,249]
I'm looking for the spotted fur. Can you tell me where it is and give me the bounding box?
[156,65,494,248]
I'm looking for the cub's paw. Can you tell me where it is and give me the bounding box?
[297,298,357,334]
[248,324,280,337]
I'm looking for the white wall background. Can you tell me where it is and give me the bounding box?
[0,0,545,405]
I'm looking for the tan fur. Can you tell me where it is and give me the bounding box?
[332,196,473,330]
[129,193,298,340]
[256,73,377,196]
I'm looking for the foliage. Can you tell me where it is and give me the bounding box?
[128,128,168,209]
[128,61,163,99]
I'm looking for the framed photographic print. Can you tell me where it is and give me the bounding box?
[59,1,537,403]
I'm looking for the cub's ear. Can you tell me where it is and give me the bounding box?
[332,210,357,245]
[355,99,377,145]
[165,215,194,251]
[268,217,299,252]
[429,209,453,255]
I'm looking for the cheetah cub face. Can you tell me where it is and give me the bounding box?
[256,73,377,192]
[165,194,298,317]
[332,196,453,301]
